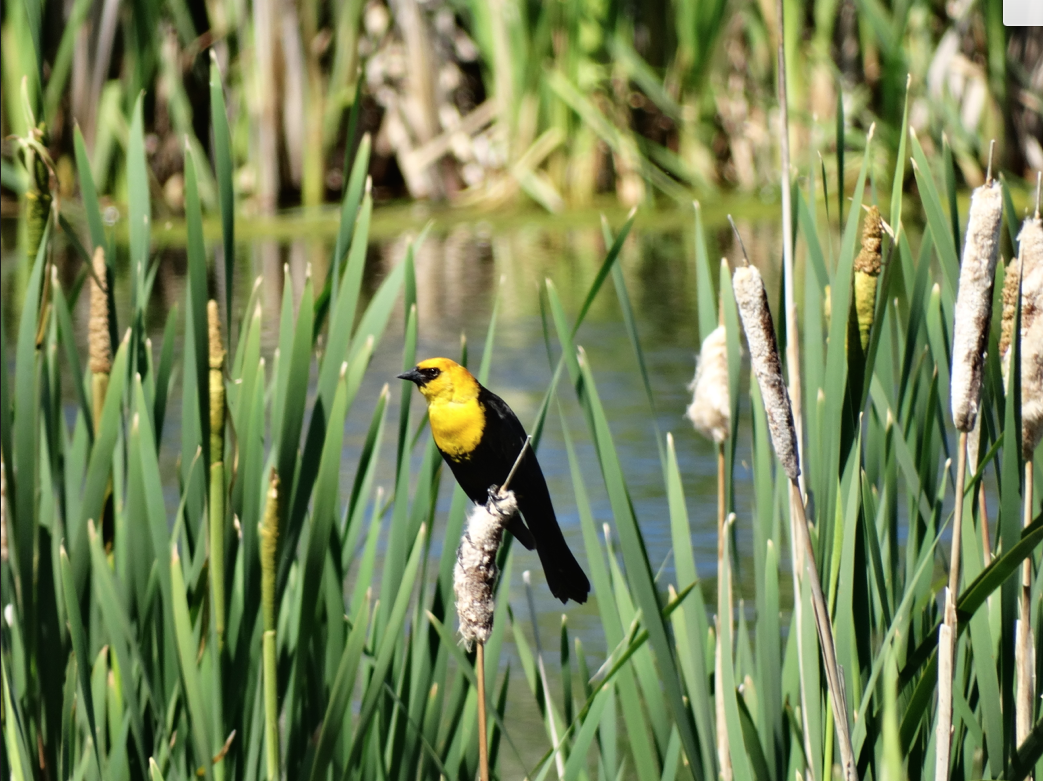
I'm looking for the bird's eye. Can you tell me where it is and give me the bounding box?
[421,367,440,379]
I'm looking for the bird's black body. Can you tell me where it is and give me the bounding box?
[444,386,590,604]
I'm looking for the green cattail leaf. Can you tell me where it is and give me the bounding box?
[345,523,427,767]
[71,332,128,592]
[51,273,91,430]
[126,93,150,309]
[2,650,35,781]
[329,133,371,303]
[87,523,150,773]
[910,132,959,298]
[73,125,105,252]
[890,76,911,234]
[184,146,211,465]
[59,546,104,776]
[344,387,389,579]
[694,202,717,343]
[572,350,703,778]
[718,533,755,781]
[307,598,371,781]
[208,54,235,326]
[663,433,715,777]
[170,543,214,780]
[148,758,166,781]
[562,686,611,778]
[320,190,373,403]
[286,369,351,720]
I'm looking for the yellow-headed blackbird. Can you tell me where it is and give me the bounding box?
[398,357,590,604]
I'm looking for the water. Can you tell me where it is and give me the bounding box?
[1,206,789,772]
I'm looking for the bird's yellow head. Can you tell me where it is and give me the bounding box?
[397,357,479,404]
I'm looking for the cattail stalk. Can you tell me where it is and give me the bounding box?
[733,263,858,781]
[685,318,733,780]
[208,301,228,649]
[1007,189,1043,749]
[453,438,530,781]
[854,206,883,350]
[260,469,280,781]
[937,168,1004,781]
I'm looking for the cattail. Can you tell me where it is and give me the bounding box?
[950,180,1004,432]
[89,247,112,375]
[1000,213,1043,457]
[1021,316,1043,458]
[686,325,731,444]
[208,300,228,646]
[208,300,226,459]
[454,491,517,648]
[733,265,800,479]
[259,469,280,633]
[89,247,112,433]
[854,206,883,350]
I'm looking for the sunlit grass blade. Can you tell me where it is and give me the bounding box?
[208,54,235,326]
[59,545,103,776]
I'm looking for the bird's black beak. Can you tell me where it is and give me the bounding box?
[397,368,423,385]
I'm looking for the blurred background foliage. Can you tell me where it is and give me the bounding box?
[1,0,1041,218]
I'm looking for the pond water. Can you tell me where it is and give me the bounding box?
[1,202,795,772]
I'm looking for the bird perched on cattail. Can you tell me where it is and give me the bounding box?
[399,358,590,604]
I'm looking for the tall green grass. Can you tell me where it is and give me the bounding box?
[1,68,1042,781]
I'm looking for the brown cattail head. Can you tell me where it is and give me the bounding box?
[951,180,1004,432]
[89,247,112,375]
[208,300,226,461]
[259,468,280,633]
[453,491,517,648]
[1000,257,1022,364]
[686,325,731,445]
[854,206,883,350]
[733,265,800,479]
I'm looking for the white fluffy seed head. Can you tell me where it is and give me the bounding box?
[951,180,1004,432]
[1021,316,1043,458]
[732,265,800,479]
[686,325,731,445]
[998,214,1043,457]
[454,491,518,648]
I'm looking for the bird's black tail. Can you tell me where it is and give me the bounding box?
[535,533,591,604]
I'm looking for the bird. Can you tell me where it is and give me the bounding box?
[398,357,590,604]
